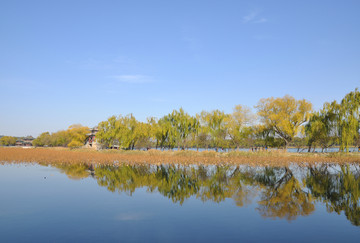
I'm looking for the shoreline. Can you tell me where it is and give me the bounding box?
[1,147,360,167]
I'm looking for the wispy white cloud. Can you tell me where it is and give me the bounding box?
[242,10,268,24]
[110,75,152,84]
[253,18,268,24]
[243,10,258,23]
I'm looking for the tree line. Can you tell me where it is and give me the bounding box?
[0,136,17,146]
[9,88,359,152]
[32,125,89,148]
[95,89,359,152]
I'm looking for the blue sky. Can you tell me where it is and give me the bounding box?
[1,0,359,137]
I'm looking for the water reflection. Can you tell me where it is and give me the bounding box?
[306,164,360,226]
[53,163,92,180]
[255,167,314,220]
[53,162,360,226]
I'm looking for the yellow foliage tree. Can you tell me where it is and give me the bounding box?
[227,105,255,149]
[256,95,312,148]
[67,124,89,148]
[0,136,17,146]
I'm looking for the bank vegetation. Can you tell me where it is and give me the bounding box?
[3,88,360,153]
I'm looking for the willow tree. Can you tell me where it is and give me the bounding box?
[305,102,338,152]
[200,110,229,151]
[189,115,201,150]
[170,108,199,150]
[97,116,120,148]
[337,89,360,152]
[67,124,89,148]
[134,121,153,149]
[227,105,255,149]
[195,113,210,150]
[97,114,151,150]
[147,117,162,149]
[118,114,151,150]
[252,124,281,148]
[33,132,52,147]
[256,95,313,148]
[156,113,177,149]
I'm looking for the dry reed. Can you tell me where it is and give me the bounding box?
[1,147,360,167]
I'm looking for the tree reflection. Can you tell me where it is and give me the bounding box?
[255,167,315,220]
[93,164,316,220]
[50,162,360,225]
[51,163,91,180]
[306,164,360,226]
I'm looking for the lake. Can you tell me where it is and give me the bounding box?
[0,162,359,242]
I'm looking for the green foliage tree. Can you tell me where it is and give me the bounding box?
[200,110,229,151]
[97,116,121,148]
[194,113,210,150]
[167,108,199,150]
[120,114,150,150]
[157,114,177,149]
[97,115,151,150]
[134,122,153,149]
[33,132,52,146]
[305,102,338,152]
[337,89,360,152]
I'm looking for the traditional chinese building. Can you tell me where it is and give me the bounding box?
[85,127,100,149]
[15,136,35,147]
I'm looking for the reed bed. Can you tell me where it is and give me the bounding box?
[0,147,360,167]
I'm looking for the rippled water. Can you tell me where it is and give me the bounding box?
[0,162,359,242]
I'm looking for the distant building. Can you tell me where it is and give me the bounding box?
[85,127,100,149]
[15,136,34,147]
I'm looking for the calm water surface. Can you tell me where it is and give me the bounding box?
[0,162,359,242]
